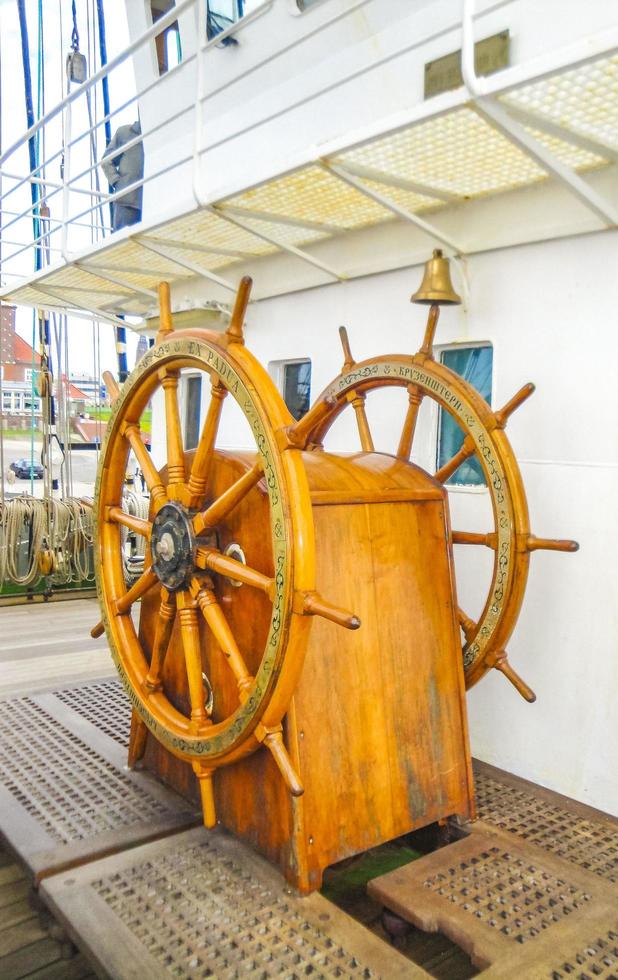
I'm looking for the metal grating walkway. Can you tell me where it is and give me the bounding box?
[369,826,618,978]
[42,827,425,980]
[2,46,617,321]
[0,686,198,883]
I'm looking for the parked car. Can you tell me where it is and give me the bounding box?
[9,458,44,479]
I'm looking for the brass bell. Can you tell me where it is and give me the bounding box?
[411,249,461,306]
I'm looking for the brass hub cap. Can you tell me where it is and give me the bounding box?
[150,502,194,591]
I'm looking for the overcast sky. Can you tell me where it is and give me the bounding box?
[0,0,141,378]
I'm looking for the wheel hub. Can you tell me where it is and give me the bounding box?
[150,502,194,591]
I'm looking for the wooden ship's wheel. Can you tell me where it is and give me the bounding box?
[306,312,578,698]
[93,266,577,893]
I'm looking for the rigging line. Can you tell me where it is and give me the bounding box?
[95,0,113,231]
[16,0,41,270]
[0,5,4,508]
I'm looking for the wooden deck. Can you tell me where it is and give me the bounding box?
[0,598,114,698]
[0,841,96,980]
[0,599,114,978]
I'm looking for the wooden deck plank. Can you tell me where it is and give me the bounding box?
[0,937,63,980]
[24,957,95,980]
[0,880,31,910]
[0,866,26,888]
[0,900,37,933]
[0,919,49,959]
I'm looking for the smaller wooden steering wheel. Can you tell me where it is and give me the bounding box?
[302,305,578,700]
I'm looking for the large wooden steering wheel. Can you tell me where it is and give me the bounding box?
[301,306,578,699]
[93,279,358,825]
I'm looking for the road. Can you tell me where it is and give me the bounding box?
[2,437,99,499]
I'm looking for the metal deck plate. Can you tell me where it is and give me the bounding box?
[41,826,427,980]
[473,759,618,884]
[53,678,131,748]
[0,686,199,883]
[368,825,618,976]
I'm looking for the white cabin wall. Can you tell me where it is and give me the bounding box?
[230,228,618,816]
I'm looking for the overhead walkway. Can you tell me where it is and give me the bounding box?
[1,1,617,326]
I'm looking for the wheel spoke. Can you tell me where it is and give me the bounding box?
[161,369,185,491]
[193,462,262,536]
[434,433,476,484]
[451,530,497,549]
[397,384,423,460]
[190,578,254,701]
[177,591,211,730]
[194,547,274,596]
[186,377,227,505]
[122,421,167,509]
[115,567,159,615]
[348,392,374,452]
[457,607,477,644]
[127,710,148,768]
[107,505,152,539]
[144,589,176,691]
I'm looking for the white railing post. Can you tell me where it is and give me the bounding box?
[61,101,72,262]
[192,0,207,207]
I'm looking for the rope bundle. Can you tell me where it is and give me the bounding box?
[0,496,95,589]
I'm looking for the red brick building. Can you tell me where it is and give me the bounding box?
[0,304,41,383]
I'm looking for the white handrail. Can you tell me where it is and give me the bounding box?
[0,0,196,168]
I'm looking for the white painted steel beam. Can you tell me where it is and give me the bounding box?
[76,263,158,302]
[498,100,618,166]
[135,237,238,293]
[139,236,255,261]
[216,205,342,236]
[26,285,138,328]
[321,161,467,255]
[210,206,346,282]
[472,98,618,227]
[327,160,458,203]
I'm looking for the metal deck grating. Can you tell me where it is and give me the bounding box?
[42,827,425,980]
[53,679,131,749]
[502,54,618,150]
[0,688,198,882]
[4,50,616,319]
[369,826,618,976]
[473,761,618,884]
[222,166,395,230]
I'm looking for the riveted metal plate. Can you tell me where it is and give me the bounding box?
[54,679,131,748]
[368,827,618,973]
[473,760,618,884]
[42,826,426,980]
[0,692,199,883]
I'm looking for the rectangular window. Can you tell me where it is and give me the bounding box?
[282,360,311,421]
[207,1,244,41]
[185,375,202,451]
[437,345,493,487]
[151,1,181,75]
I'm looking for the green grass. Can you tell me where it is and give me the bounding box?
[0,428,42,441]
[89,406,152,435]
[321,843,420,920]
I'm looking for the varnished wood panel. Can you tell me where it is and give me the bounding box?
[140,450,473,891]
